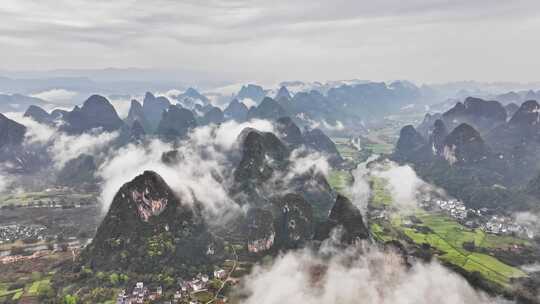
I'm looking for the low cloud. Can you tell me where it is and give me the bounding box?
[6,112,120,169]
[96,119,276,221]
[4,112,56,145]
[287,148,330,178]
[348,155,378,215]
[49,130,119,169]
[372,163,424,210]
[513,211,540,238]
[347,159,446,215]
[31,89,78,105]
[239,241,501,304]
[240,98,257,109]
[322,119,345,131]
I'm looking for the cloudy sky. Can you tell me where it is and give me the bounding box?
[1,0,540,83]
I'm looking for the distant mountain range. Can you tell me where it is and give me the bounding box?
[395,96,540,210]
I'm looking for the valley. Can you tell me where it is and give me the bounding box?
[2,83,540,303]
[328,135,540,298]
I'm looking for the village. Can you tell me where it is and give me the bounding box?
[0,224,47,244]
[421,198,535,239]
[116,268,233,304]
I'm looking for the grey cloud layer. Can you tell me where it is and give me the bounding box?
[1,0,540,82]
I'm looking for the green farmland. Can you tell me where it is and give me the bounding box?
[368,172,529,287]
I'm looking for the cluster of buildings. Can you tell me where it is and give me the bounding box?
[422,198,535,239]
[431,199,468,220]
[0,224,47,244]
[117,269,229,304]
[117,282,163,304]
[482,215,535,239]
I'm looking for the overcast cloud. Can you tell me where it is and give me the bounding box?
[1,0,540,83]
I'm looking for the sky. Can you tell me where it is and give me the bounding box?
[1,0,540,84]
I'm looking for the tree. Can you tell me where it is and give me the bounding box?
[63,294,78,304]
[109,273,119,286]
[37,284,55,300]
[96,272,105,281]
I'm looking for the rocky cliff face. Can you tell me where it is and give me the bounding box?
[429,119,449,156]
[246,208,275,253]
[81,171,220,274]
[59,95,124,134]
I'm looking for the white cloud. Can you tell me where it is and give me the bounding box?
[6,112,120,169]
[4,112,56,145]
[322,120,345,131]
[513,211,540,238]
[1,1,540,83]
[31,89,78,105]
[239,242,501,304]
[240,98,257,109]
[372,163,424,210]
[96,119,276,220]
[49,130,119,169]
[287,148,330,179]
[348,159,446,214]
[348,155,378,215]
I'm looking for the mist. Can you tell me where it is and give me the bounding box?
[5,112,120,169]
[238,239,504,304]
[96,119,276,221]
